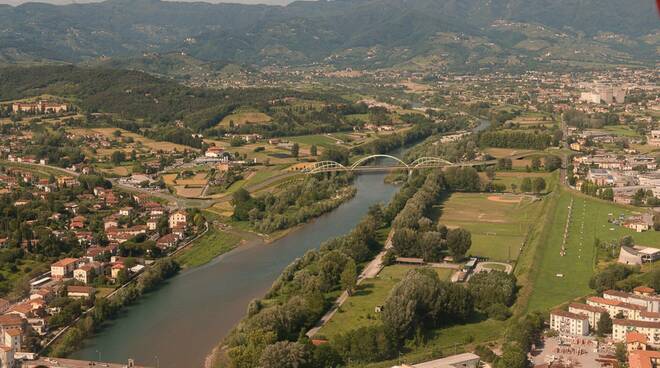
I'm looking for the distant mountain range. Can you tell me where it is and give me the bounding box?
[0,0,657,71]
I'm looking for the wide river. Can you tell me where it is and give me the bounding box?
[73,172,399,367]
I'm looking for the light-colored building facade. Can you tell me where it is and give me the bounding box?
[613,319,660,346]
[50,258,78,279]
[550,310,589,336]
[569,303,606,329]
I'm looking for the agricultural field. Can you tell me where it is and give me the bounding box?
[217,108,271,127]
[162,171,209,198]
[67,127,194,154]
[434,192,544,262]
[317,265,454,340]
[289,134,343,149]
[526,189,660,313]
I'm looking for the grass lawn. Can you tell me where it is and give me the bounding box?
[175,228,242,268]
[525,188,660,313]
[434,192,544,262]
[317,265,453,340]
[600,125,642,138]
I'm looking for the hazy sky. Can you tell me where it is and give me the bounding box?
[0,0,293,5]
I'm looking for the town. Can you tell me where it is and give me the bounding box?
[0,7,657,366]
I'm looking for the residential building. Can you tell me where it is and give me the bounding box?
[549,310,589,336]
[67,285,95,299]
[50,258,78,279]
[627,332,649,352]
[110,263,125,280]
[12,101,68,114]
[587,296,645,320]
[628,350,660,368]
[156,234,178,250]
[205,146,225,158]
[613,319,660,346]
[169,210,187,229]
[73,264,96,284]
[569,303,606,329]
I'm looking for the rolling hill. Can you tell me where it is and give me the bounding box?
[0,0,657,70]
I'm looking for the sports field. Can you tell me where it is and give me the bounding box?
[435,193,544,262]
[317,265,454,340]
[526,189,660,312]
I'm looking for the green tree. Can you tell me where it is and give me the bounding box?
[614,342,627,364]
[446,228,471,261]
[291,143,300,158]
[110,150,126,165]
[340,259,357,295]
[532,177,546,193]
[496,344,530,368]
[310,144,318,156]
[544,155,562,172]
[597,312,612,336]
[531,157,541,171]
[259,341,310,368]
[520,177,532,193]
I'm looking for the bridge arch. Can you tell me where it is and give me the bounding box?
[304,161,348,174]
[410,157,454,169]
[349,154,409,171]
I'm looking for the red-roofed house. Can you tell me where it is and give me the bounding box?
[627,331,649,352]
[628,350,660,368]
[51,258,78,279]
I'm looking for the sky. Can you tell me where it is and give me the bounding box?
[0,0,293,5]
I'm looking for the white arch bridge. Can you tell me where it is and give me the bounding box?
[301,155,460,174]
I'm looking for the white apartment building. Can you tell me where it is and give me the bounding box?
[550,310,589,336]
[613,319,660,346]
[603,289,660,314]
[569,303,607,329]
[587,296,645,320]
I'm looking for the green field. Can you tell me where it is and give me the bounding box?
[526,189,660,312]
[217,109,271,127]
[317,265,453,340]
[600,125,642,138]
[175,229,241,268]
[289,134,341,148]
[435,193,544,262]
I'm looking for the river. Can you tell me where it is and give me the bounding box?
[72,172,399,367]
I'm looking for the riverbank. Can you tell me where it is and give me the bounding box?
[70,173,399,367]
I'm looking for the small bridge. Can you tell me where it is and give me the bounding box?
[302,155,458,174]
